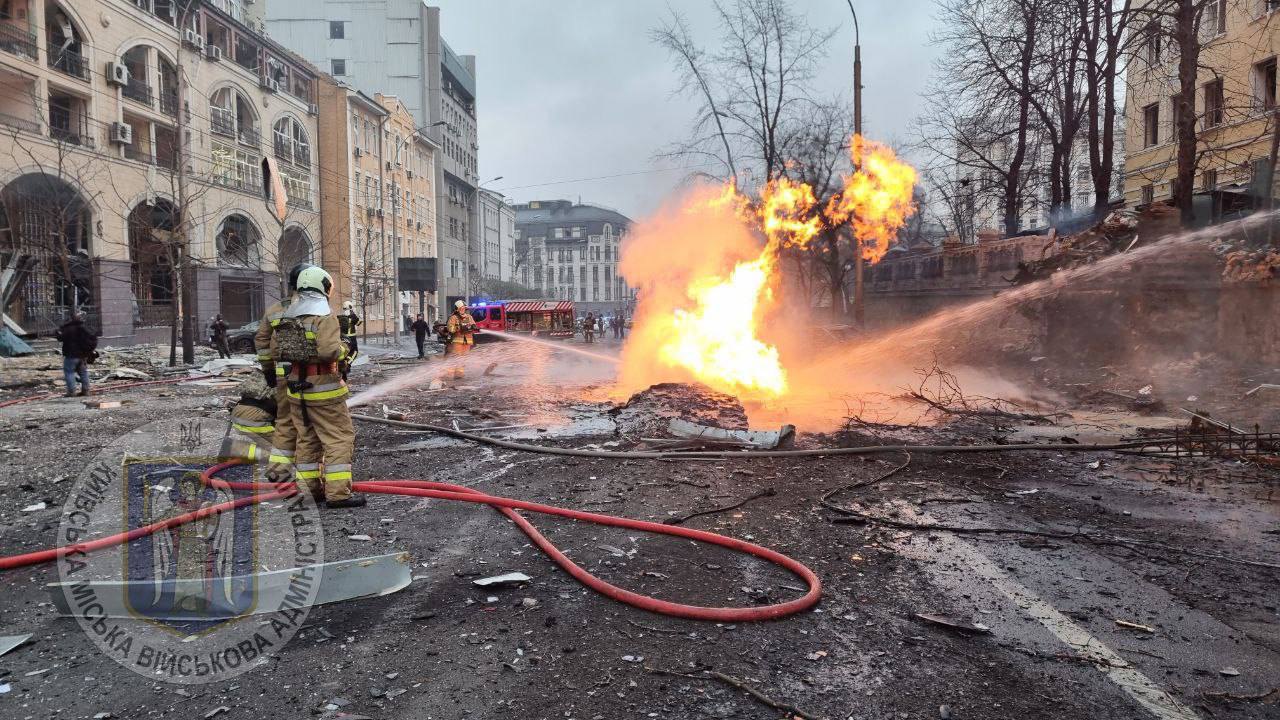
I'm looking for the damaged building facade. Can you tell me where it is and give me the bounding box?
[0,0,322,342]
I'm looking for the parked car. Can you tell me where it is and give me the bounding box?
[204,320,258,354]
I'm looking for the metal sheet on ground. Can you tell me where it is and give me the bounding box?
[46,553,412,620]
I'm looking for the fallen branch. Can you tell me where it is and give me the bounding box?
[905,392,1067,422]
[819,453,912,516]
[664,488,777,526]
[826,505,1280,571]
[645,666,824,720]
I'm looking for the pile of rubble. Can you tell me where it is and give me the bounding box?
[1018,205,1180,282]
[1221,248,1280,283]
[0,343,230,390]
[613,382,750,439]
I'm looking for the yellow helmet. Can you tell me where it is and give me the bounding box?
[295,266,333,296]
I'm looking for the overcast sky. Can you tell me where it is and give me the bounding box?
[434,1,941,220]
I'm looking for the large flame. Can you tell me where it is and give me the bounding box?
[619,134,917,403]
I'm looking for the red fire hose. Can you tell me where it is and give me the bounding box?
[0,462,820,622]
[0,374,219,410]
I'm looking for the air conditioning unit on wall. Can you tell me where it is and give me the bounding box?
[106,61,129,86]
[206,45,223,62]
[109,122,133,145]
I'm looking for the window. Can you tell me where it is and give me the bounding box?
[1202,0,1225,38]
[1256,58,1277,110]
[329,21,344,39]
[1142,22,1160,64]
[331,58,346,76]
[553,227,564,239]
[1143,103,1160,147]
[1141,184,1154,204]
[1202,168,1217,190]
[1204,79,1224,127]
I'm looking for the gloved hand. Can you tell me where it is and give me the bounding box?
[261,365,275,388]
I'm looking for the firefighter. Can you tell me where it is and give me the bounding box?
[280,266,364,509]
[443,300,477,379]
[219,374,276,463]
[254,263,313,483]
[339,300,361,352]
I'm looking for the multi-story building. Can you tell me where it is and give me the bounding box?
[513,200,636,317]
[478,188,515,284]
[315,83,439,333]
[0,0,321,344]
[262,1,478,309]
[1122,0,1279,210]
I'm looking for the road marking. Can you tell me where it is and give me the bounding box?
[895,506,1201,720]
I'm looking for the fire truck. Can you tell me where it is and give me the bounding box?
[463,299,577,342]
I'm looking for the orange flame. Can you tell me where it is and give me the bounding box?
[618,134,917,403]
[826,136,918,262]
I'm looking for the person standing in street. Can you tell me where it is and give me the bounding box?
[583,312,595,343]
[411,313,430,359]
[279,266,364,509]
[339,300,361,353]
[254,262,311,483]
[210,314,230,358]
[444,300,477,378]
[56,312,96,397]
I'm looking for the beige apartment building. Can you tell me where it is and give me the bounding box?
[315,81,438,335]
[1124,0,1280,211]
[0,0,321,344]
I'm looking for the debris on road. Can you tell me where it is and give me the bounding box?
[473,572,532,587]
[1114,619,1156,634]
[0,634,31,657]
[915,614,992,635]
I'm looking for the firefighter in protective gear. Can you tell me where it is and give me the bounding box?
[443,300,477,379]
[338,300,361,352]
[254,262,313,482]
[283,266,365,508]
[219,374,277,463]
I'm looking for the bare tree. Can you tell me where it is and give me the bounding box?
[651,0,835,188]
[1078,0,1136,216]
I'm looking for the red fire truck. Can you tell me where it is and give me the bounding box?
[465,299,576,342]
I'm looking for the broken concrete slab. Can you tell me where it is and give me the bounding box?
[667,417,795,449]
[198,357,257,375]
[47,553,411,619]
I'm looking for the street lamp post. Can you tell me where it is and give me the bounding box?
[845,0,866,328]
[468,175,504,305]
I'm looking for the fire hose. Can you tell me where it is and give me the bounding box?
[0,461,822,623]
[0,374,219,410]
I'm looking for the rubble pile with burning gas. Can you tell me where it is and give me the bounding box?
[615,134,918,429]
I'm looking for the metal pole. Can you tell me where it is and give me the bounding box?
[391,176,401,342]
[848,1,866,328]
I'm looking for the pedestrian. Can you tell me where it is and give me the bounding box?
[618,314,627,340]
[583,312,595,343]
[278,266,364,509]
[219,374,276,463]
[339,300,361,353]
[444,300,477,377]
[411,313,430,359]
[56,311,96,397]
[599,316,605,335]
[210,314,230,358]
[254,262,312,483]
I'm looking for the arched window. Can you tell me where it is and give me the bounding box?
[272,116,313,209]
[272,116,310,166]
[216,214,261,268]
[1,172,93,332]
[279,226,313,271]
[210,86,259,145]
[128,200,179,325]
[46,3,88,80]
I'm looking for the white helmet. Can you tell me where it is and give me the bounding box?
[454,300,465,309]
[343,300,354,310]
[295,266,333,296]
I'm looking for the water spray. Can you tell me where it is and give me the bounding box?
[478,328,621,364]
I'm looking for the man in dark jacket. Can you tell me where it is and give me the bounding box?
[410,313,430,358]
[56,312,96,397]
[210,314,230,358]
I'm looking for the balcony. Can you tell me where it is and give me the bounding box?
[238,127,260,148]
[50,125,89,146]
[48,50,89,81]
[210,106,235,137]
[159,90,178,117]
[124,144,155,164]
[0,22,36,60]
[0,112,39,134]
[123,79,153,107]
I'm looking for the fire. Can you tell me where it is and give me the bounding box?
[618,134,917,404]
[826,136,918,262]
